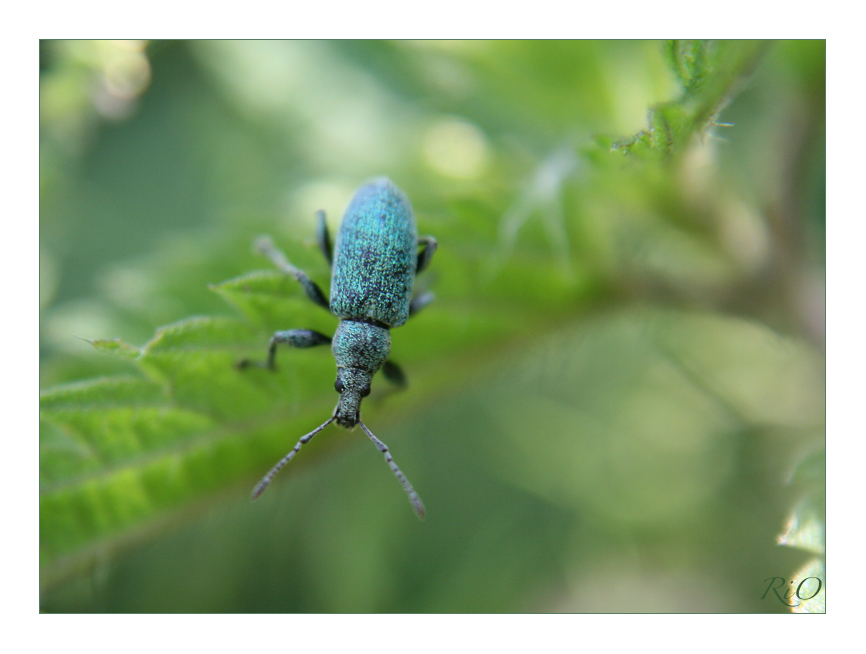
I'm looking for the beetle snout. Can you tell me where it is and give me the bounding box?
[335,394,361,428]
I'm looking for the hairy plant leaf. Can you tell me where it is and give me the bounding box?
[610,40,771,157]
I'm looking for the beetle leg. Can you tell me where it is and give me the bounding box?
[408,291,435,318]
[254,235,330,311]
[315,210,333,267]
[236,329,331,371]
[382,360,408,388]
[416,236,438,274]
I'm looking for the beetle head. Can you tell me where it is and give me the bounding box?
[333,366,373,427]
[331,321,390,427]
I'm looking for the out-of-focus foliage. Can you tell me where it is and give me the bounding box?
[776,448,825,613]
[40,40,824,612]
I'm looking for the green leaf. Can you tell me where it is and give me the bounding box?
[40,376,215,565]
[209,270,300,328]
[40,317,291,578]
[611,40,771,157]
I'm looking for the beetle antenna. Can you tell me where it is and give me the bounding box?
[358,419,425,520]
[251,416,336,500]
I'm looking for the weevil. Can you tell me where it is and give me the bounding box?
[238,178,437,519]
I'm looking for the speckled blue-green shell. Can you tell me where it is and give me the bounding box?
[330,178,417,328]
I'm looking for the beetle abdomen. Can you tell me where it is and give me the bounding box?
[330,178,418,327]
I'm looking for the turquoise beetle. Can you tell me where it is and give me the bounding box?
[239,178,436,519]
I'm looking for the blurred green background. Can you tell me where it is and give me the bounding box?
[39,40,825,613]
